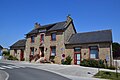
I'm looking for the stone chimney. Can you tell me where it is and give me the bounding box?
[34,22,40,29]
[67,14,73,23]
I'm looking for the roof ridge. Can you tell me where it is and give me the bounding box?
[77,29,112,34]
[41,21,66,27]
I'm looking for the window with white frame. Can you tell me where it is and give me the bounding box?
[90,46,99,59]
[51,46,56,56]
[30,47,34,55]
[51,33,56,41]
[40,34,44,42]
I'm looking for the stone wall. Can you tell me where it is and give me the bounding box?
[65,42,112,65]
[64,23,76,42]
[25,31,65,63]
[25,21,76,63]
[10,49,26,61]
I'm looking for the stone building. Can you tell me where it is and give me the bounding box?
[10,16,113,65]
[10,39,26,61]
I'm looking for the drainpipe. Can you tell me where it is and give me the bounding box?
[110,43,113,66]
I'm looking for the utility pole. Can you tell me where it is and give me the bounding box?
[116,57,118,78]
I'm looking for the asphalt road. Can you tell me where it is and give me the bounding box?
[0,63,71,80]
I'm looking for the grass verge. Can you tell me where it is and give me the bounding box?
[94,71,120,80]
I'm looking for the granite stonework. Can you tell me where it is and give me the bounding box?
[10,16,113,66]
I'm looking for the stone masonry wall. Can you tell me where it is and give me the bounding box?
[65,43,112,65]
[25,21,76,63]
[64,23,76,42]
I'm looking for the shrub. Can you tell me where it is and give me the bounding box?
[80,59,105,68]
[62,55,72,65]
[50,56,55,63]
[7,55,18,60]
[7,55,14,60]
[107,66,116,70]
[2,51,10,56]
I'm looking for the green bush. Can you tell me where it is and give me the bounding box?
[94,71,120,80]
[2,51,10,56]
[62,55,72,65]
[80,59,105,68]
[107,66,116,70]
[7,55,14,60]
[7,55,18,60]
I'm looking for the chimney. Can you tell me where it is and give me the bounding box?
[34,22,40,29]
[67,14,73,23]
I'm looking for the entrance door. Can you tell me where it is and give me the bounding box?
[40,47,44,57]
[74,53,81,65]
[20,50,24,61]
[74,47,81,65]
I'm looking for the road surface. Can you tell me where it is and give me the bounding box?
[0,63,71,80]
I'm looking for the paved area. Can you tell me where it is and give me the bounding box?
[0,60,114,80]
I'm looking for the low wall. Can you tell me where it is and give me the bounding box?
[113,60,120,67]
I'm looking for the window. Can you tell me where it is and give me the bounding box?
[74,47,81,52]
[90,46,98,59]
[40,34,44,42]
[51,46,56,56]
[30,47,34,55]
[51,33,56,41]
[31,36,35,43]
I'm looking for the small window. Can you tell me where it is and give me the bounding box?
[74,47,81,52]
[30,47,34,55]
[51,46,56,56]
[31,36,35,43]
[40,34,44,42]
[90,46,98,59]
[51,33,56,41]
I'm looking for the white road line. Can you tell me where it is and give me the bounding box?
[17,65,26,68]
[2,66,13,69]
[4,71,9,80]
[8,65,25,68]
[7,65,20,68]
[0,67,5,69]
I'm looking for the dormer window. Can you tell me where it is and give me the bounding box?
[31,36,35,43]
[51,33,56,41]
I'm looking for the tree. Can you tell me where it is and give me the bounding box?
[112,42,120,59]
[2,51,10,56]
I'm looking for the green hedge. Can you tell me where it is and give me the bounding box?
[7,55,18,60]
[80,59,105,68]
[62,55,72,65]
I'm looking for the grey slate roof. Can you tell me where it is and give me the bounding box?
[27,21,66,35]
[48,21,66,31]
[10,39,26,50]
[67,30,112,44]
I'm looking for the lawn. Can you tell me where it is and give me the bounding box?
[94,71,120,80]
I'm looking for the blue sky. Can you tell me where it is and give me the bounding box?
[0,0,120,48]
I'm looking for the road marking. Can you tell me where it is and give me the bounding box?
[0,67,5,69]
[0,65,26,70]
[7,65,20,68]
[1,65,13,69]
[4,71,9,80]
[18,66,26,68]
